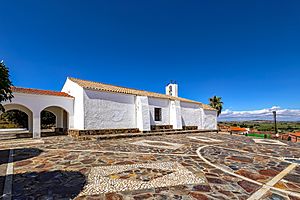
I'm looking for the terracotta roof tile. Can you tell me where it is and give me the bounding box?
[11,86,73,98]
[290,132,300,137]
[69,77,215,110]
[230,127,248,131]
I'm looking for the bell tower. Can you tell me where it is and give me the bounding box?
[165,81,178,97]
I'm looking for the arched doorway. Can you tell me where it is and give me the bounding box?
[40,106,69,137]
[41,110,56,130]
[0,104,33,139]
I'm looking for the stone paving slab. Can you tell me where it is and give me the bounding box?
[274,165,300,193]
[261,190,300,200]
[200,146,290,183]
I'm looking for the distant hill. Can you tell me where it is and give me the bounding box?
[219,121,300,132]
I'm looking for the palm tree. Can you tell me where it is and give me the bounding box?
[209,96,223,117]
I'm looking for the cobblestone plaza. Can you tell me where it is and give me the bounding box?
[0,132,300,199]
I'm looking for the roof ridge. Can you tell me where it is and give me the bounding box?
[68,77,181,100]
[11,86,73,98]
[68,77,215,110]
[68,77,159,94]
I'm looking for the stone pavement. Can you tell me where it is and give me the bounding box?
[0,149,9,198]
[0,132,300,199]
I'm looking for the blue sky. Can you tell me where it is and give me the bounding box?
[1,0,300,117]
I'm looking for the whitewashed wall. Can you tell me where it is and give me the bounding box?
[180,102,202,128]
[199,107,205,129]
[62,77,218,131]
[2,92,74,138]
[83,90,136,129]
[62,78,84,129]
[148,97,170,125]
[136,96,151,131]
[169,100,182,129]
[203,110,218,130]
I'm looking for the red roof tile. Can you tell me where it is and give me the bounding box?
[11,86,73,98]
[230,127,248,131]
[290,132,300,137]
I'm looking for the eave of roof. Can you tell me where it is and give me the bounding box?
[11,86,74,98]
[68,77,216,110]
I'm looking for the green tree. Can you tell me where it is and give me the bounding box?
[0,110,28,128]
[0,61,14,112]
[41,111,56,129]
[209,96,223,117]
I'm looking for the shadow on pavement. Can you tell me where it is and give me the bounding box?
[0,150,9,198]
[7,170,86,199]
[0,148,43,165]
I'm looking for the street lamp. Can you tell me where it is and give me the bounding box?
[273,111,278,136]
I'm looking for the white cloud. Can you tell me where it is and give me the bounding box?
[219,106,300,121]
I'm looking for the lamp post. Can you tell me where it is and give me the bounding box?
[273,111,278,136]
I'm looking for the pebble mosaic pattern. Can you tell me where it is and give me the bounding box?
[188,136,223,143]
[253,139,287,146]
[79,161,206,196]
[130,139,184,150]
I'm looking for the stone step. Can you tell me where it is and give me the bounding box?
[150,125,173,131]
[75,129,216,141]
[0,132,32,141]
[143,129,202,133]
[0,131,29,135]
[0,138,44,148]
[0,133,17,137]
[0,133,24,140]
[0,135,18,140]
[68,128,140,138]
[143,129,181,133]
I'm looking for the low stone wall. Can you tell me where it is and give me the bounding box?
[68,128,140,138]
[41,131,67,137]
[182,126,198,130]
[151,125,173,130]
